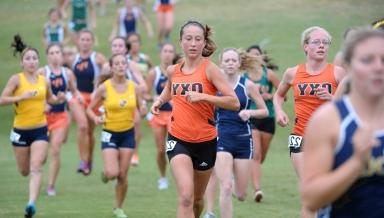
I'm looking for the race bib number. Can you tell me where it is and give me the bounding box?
[10,130,21,142]
[101,131,112,143]
[165,140,177,152]
[288,135,303,149]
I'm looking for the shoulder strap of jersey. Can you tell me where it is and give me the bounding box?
[44,65,51,80]
[334,97,350,120]
[72,53,80,70]
[90,51,100,77]
[153,66,162,91]
[61,67,69,86]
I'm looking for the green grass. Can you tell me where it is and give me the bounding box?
[0,0,382,217]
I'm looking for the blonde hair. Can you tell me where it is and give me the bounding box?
[342,27,384,65]
[219,48,264,71]
[301,26,332,47]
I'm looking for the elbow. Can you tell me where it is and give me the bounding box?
[300,185,321,212]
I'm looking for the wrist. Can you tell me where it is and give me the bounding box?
[350,155,368,170]
[157,98,164,106]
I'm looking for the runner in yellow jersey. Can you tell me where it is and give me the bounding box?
[0,35,65,218]
[86,54,146,218]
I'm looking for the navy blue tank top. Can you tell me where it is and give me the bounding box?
[45,66,68,112]
[72,52,99,93]
[317,97,384,218]
[124,11,136,35]
[153,66,172,111]
[216,76,251,136]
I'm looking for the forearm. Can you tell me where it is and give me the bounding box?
[86,106,98,122]
[47,95,62,105]
[204,94,239,111]
[157,89,172,106]
[0,96,22,105]
[301,157,365,210]
[273,94,285,113]
[246,109,268,119]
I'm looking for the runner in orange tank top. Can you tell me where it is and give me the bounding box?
[273,26,346,217]
[151,20,239,218]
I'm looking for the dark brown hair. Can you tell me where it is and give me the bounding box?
[247,44,279,71]
[11,34,39,59]
[179,20,217,57]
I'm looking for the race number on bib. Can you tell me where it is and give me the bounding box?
[10,130,21,143]
[288,135,303,149]
[101,131,112,143]
[166,140,177,152]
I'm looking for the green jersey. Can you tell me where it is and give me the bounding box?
[70,0,88,32]
[244,66,275,117]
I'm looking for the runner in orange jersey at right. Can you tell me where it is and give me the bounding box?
[273,26,346,218]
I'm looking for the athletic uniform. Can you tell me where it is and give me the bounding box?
[44,23,65,44]
[118,7,140,38]
[244,66,275,134]
[148,66,172,128]
[10,73,48,147]
[153,0,175,13]
[126,53,149,77]
[72,52,100,106]
[44,66,70,131]
[166,59,217,170]
[289,63,337,153]
[101,79,136,150]
[317,96,384,218]
[216,76,253,159]
[69,0,88,32]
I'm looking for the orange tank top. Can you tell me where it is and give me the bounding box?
[170,58,217,143]
[292,63,337,136]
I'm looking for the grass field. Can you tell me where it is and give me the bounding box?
[0,0,382,217]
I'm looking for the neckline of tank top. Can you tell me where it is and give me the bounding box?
[343,96,384,136]
[79,51,94,59]
[301,63,330,76]
[47,66,64,76]
[246,66,266,82]
[108,79,129,94]
[21,72,40,84]
[178,58,208,75]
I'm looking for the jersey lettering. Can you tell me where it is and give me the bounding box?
[172,82,203,96]
[297,82,332,96]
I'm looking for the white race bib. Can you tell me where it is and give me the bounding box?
[10,130,21,142]
[101,131,112,143]
[288,135,303,149]
[166,140,177,152]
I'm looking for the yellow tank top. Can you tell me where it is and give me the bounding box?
[103,79,136,131]
[13,73,47,128]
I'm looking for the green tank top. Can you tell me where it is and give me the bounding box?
[244,66,275,117]
[71,0,87,31]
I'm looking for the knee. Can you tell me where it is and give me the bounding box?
[193,196,204,208]
[236,192,247,201]
[30,158,45,170]
[19,169,29,177]
[179,192,193,208]
[118,171,127,182]
[78,123,88,134]
[104,169,118,180]
[50,146,61,158]
[221,181,233,198]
